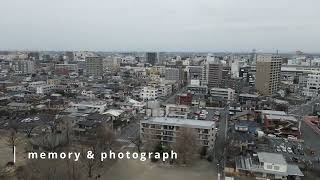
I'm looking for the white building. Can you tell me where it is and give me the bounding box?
[210,88,235,102]
[81,90,96,98]
[165,104,189,119]
[36,84,57,94]
[140,86,159,100]
[303,73,320,97]
[140,117,217,149]
[11,60,35,74]
[158,84,172,97]
[69,101,107,114]
[236,152,303,179]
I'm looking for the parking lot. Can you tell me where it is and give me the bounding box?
[267,137,319,165]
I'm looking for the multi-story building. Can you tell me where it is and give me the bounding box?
[302,73,320,97]
[11,60,35,74]
[187,66,202,82]
[255,54,282,96]
[146,52,158,65]
[158,84,172,97]
[210,88,235,102]
[55,63,78,76]
[36,84,57,94]
[206,59,223,88]
[238,93,259,105]
[188,84,208,94]
[140,117,217,149]
[140,86,159,100]
[177,92,193,106]
[165,68,181,82]
[85,56,103,76]
[165,104,189,119]
[236,152,303,179]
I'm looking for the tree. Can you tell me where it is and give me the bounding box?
[81,147,99,178]
[96,124,116,151]
[6,129,19,161]
[172,128,201,164]
[130,134,143,153]
[25,124,36,138]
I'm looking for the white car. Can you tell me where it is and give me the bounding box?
[287,147,293,153]
[276,146,281,152]
[201,110,208,115]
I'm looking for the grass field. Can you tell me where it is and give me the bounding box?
[100,159,217,180]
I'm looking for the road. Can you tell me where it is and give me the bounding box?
[161,85,188,105]
[211,107,229,179]
[288,97,320,161]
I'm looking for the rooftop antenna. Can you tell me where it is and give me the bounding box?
[276,49,279,55]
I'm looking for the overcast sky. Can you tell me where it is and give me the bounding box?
[0,0,319,52]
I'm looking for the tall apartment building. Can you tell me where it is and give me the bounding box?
[85,56,103,76]
[165,68,181,81]
[255,55,282,96]
[302,73,320,97]
[206,60,223,88]
[146,52,158,65]
[11,60,35,74]
[140,117,216,149]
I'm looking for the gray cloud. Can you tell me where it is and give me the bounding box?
[0,0,319,52]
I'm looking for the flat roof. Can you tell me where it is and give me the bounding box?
[239,93,259,98]
[141,117,215,129]
[256,110,287,116]
[257,152,286,165]
[265,114,298,122]
[103,109,124,117]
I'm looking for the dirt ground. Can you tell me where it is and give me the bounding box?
[100,159,217,180]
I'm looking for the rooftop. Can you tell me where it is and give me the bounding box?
[239,93,259,98]
[141,117,215,129]
[257,152,286,165]
[256,110,287,116]
[265,114,298,122]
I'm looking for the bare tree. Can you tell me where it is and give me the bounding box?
[130,134,143,153]
[96,123,116,151]
[25,124,36,138]
[172,128,201,164]
[81,147,99,178]
[6,129,19,160]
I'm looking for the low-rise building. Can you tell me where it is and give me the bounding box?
[210,88,235,102]
[36,84,57,94]
[69,101,107,114]
[236,152,303,179]
[238,93,259,105]
[165,104,190,119]
[140,117,217,149]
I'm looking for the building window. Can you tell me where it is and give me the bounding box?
[266,165,272,170]
[274,166,280,171]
